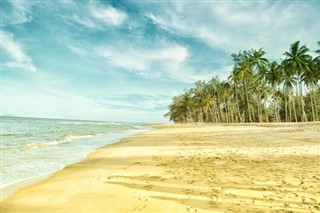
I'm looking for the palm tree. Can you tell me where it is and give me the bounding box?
[209,77,223,122]
[249,48,269,122]
[281,60,297,122]
[302,57,319,121]
[315,41,320,119]
[283,41,312,122]
[220,81,232,123]
[232,51,254,122]
[228,69,243,122]
[165,40,320,124]
[249,48,269,71]
[265,61,282,122]
[181,91,193,122]
[259,81,271,122]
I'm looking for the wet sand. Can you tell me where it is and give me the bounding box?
[1,123,320,212]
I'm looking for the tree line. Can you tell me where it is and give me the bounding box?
[165,41,320,123]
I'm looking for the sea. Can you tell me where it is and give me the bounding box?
[0,116,151,193]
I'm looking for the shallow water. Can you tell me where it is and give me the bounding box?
[0,116,150,189]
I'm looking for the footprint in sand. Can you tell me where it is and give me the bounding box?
[210,194,220,202]
[313,176,320,181]
[186,206,198,213]
[132,162,142,166]
[160,177,167,182]
[188,180,195,184]
[134,195,149,202]
[143,184,154,190]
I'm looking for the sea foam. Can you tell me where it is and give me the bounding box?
[1,117,151,190]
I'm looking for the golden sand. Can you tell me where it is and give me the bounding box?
[1,123,320,212]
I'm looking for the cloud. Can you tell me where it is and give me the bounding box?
[95,42,186,73]
[59,1,319,83]
[68,45,87,56]
[70,14,98,29]
[94,41,214,82]
[62,0,127,29]
[96,44,187,71]
[145,1,320,59]
[1,0,34,26]
[1,30,36,72]
[89,2,127,26]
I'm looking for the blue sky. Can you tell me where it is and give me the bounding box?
[1,0,319,123]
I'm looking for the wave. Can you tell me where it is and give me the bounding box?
[1,133,34,137]
[62,134,94,141]
[59,121,124,126]
[24,134,96,149]
[25,140,61,148]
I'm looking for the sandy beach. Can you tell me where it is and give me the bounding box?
[1,123,320,212]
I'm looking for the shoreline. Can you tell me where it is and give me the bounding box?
[1,126,154,201]
[1,123,320,212]
[1,174,53,202]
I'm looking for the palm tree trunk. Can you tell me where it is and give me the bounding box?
[310,93,315,121]
[257,93,262,122]
[215,94,223,123]
[287,94,292,122]
[225,98,230,123]
[230,103,235,123]
[214,104,220,123]
[298,76,308,122]
[289,97,292,122]
[295,83,302,121]
[312,84,318,121]
[264,99,269,122]
[208,107,214,123]
[234,87,242,122]
[285,95,288,122]
[277,100,281,122]
[272,85,278,122]
[309,84,315,121]
[292,96,298,122]
[314,85,319,121]
[252,104,257,122]
[243,80,252,122]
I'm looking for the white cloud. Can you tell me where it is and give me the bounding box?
[1,30,36,72]
[157,45,187,63]
[94,41,224,82]
[95,43,185,71]
[146,1,320,59]
[2,1,33,26]
[93,42,209,82]
[90,3,127,26]
[71,14,98,29]
[64,1,127,29]
[68,45,87,56]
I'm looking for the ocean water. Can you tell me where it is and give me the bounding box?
[0,116,151,189]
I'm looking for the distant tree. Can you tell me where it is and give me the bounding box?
[165,40,320,124]
[283,41,312,122]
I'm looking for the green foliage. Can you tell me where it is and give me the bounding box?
[165,41,320,123]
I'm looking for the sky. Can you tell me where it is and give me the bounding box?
[1,0,319,123]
